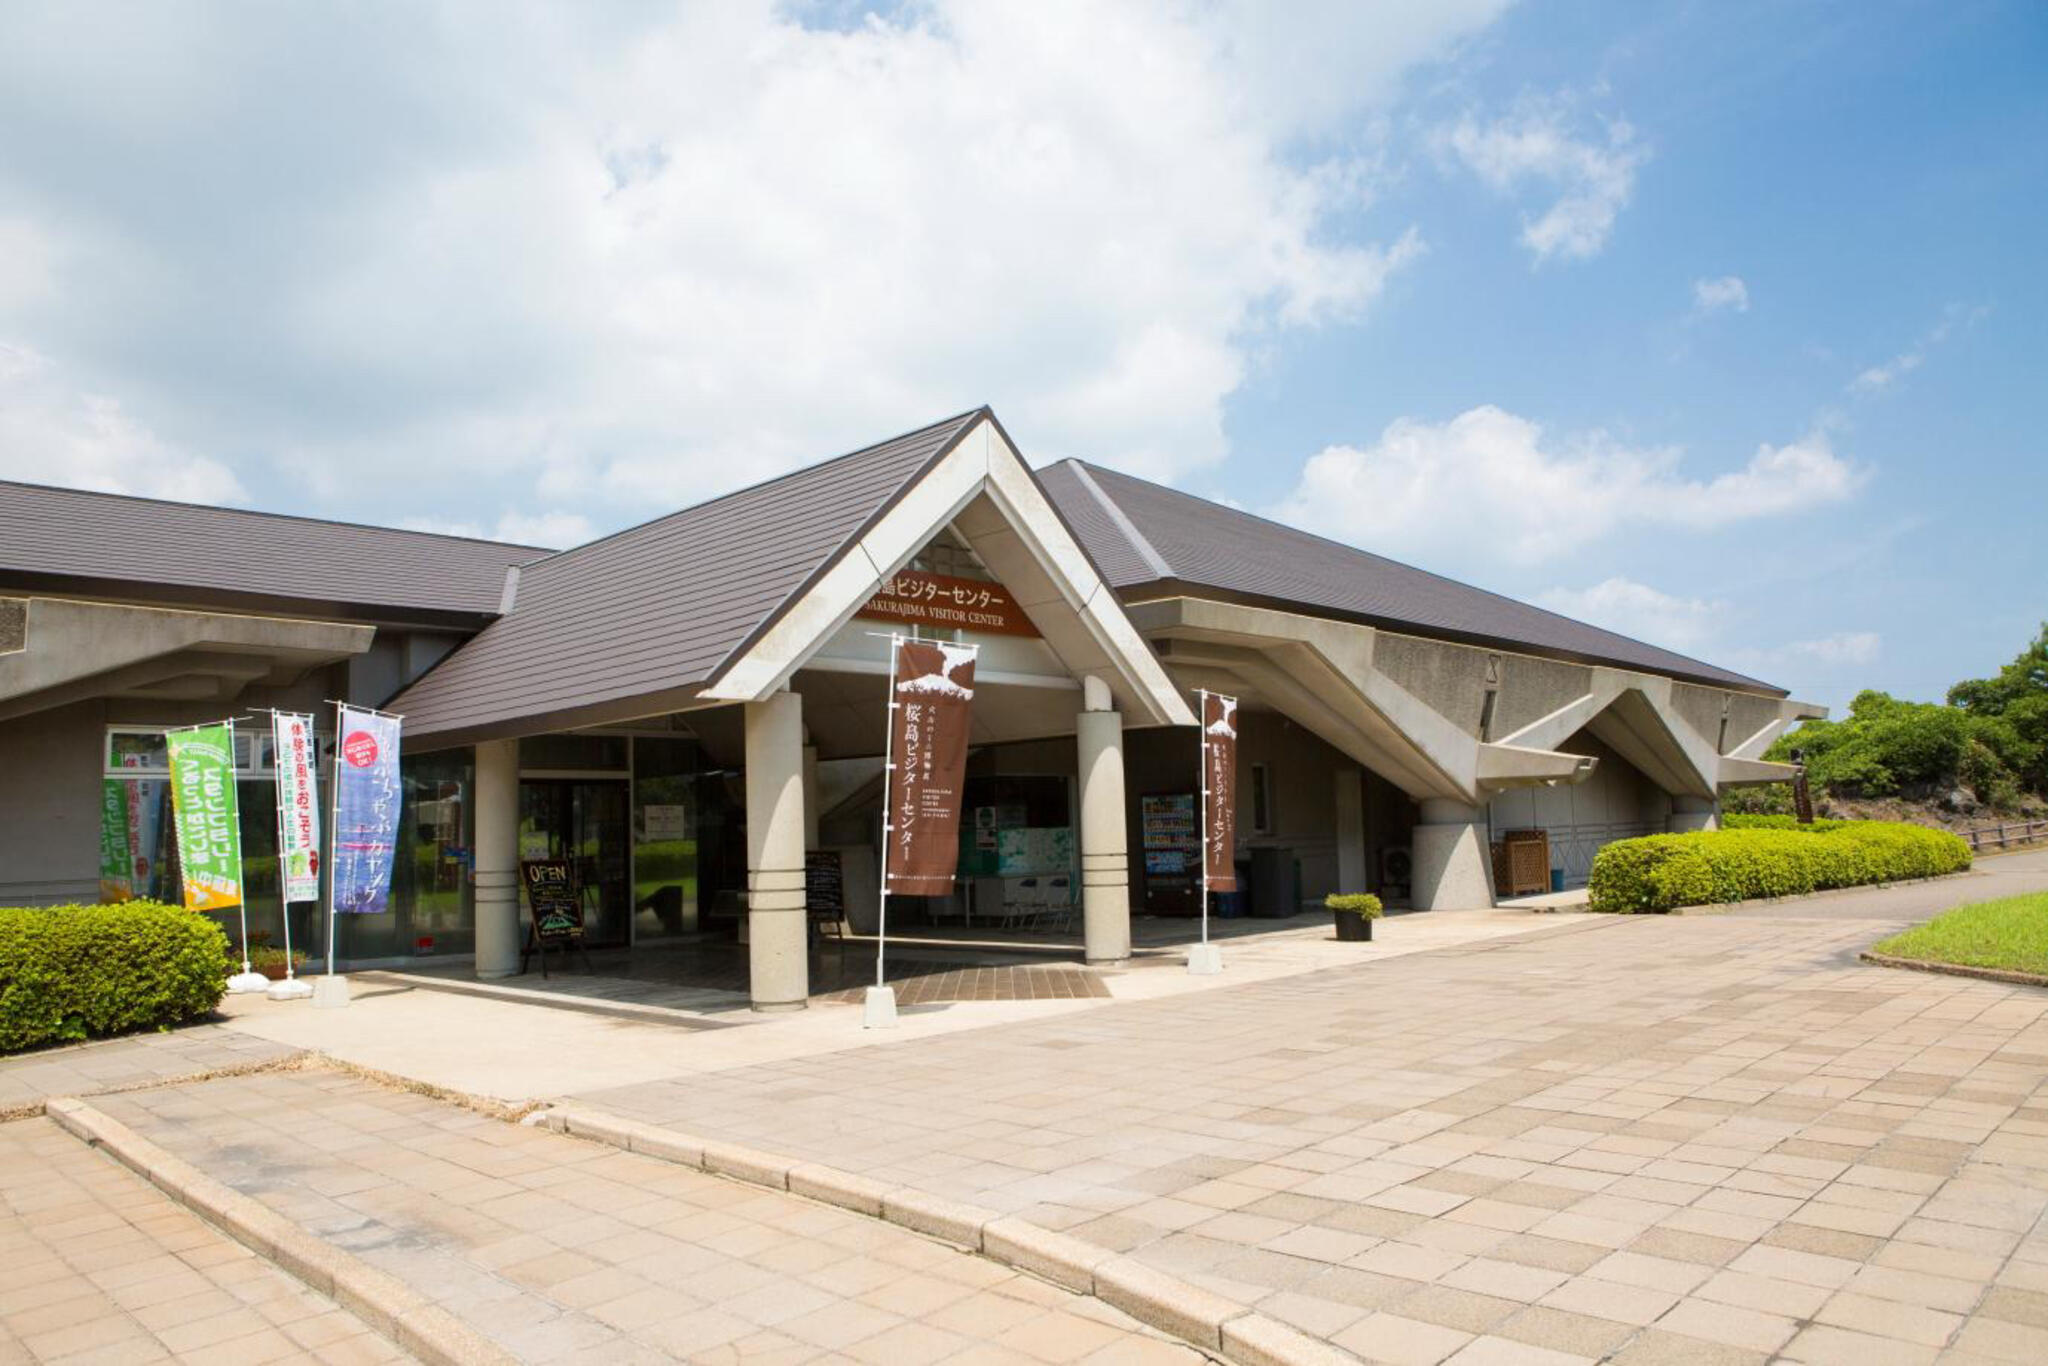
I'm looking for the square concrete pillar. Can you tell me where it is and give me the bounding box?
[1077,708,1130,965]
[1335,767,1367,895]
[1411,798,1494,911]
[473,737,522,979]
[1668,794,1719,833]
[746,691,809,1011]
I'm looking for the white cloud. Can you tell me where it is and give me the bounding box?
[1537,578,1726,654]
[398,509,591,549]
[0,343,247,503]
[1443,94,1649,261]
[1692,275,1749,315]
[1275,405,1865,566]
[1850,303,1989,394]
[0,1,1507,525]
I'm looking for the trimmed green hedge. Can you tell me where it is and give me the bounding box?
[1588,821,1972,913]
[0,901,231,1054]
[1719,813,1849,832]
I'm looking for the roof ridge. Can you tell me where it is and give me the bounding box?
[512,407,990,572]
[0,477,550,555]
[1061,461,1172,580]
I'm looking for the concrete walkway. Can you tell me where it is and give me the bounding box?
[0,1113,407,1364]
[92,1068,1210,1365]
[0,1022,299,1119]
[210,906,1583,1105]
[568,912,2048,1364]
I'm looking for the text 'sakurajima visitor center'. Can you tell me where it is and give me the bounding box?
[0,410,1821,1007]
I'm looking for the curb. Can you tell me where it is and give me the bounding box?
[43,1096,517,1366]
[542,1104,1360,1366]
[351,970,740,1032]
[1859,949,2048,990]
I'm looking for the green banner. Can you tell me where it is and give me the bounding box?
[166,722,244,911]
[97,779,133,902]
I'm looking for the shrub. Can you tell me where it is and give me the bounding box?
[0,900,231,1054]
[1325,893,1384,918]
[1587,821,1971,913]
[1720,814,1849,831]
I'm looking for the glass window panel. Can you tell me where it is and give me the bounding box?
[633,737,701,940]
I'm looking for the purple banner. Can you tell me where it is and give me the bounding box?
[331,707,402,915]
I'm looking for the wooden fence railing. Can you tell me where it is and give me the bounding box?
[1960,818,2048,852]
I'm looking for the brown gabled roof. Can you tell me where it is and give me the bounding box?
[1037,459,1783,696]
[389,410,989,738]
[0,479,545,620]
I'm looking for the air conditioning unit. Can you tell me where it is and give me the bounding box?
[1379,846,1412,896]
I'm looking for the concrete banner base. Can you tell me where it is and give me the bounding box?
[862,985,899,1029]
[1187,943,1223,975]
[311,975,352,1010]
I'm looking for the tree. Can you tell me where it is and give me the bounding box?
[1948,623,2048,794]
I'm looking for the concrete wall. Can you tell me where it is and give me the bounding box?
[1373,635,1491,738]
[0,598,24,654]
[1486,729,1672,888]
[0,700,103,904]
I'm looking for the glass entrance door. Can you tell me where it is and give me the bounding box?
[518,779,631,948]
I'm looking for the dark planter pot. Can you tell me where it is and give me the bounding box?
[1333,913,1373,942]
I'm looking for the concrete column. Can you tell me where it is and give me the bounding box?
[801,743,821,850]
[1669,794,1719,833]
[1335,767,1367,894]
[1077,708,1130,965]
[746,691,808,1011]
[1411,798,1493,911]
[473,738,521,979]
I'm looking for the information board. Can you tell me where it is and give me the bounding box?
[805,850,845,918]
[521,859,585,943]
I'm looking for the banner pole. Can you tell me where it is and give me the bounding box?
[1189,690,1222,975]
[865,634,905,1028]
[311,700,351,1008]
[268,712,313,1001]
[1198,690,1209,949]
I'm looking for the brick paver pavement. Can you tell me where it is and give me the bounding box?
[97,1069,1212,1365]
[0,1021,300,1119]
[572,912,2048,1364]
[0,1114,408,1364]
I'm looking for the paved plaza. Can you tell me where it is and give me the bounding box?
[6,854,2048,1364]
[563,866,2048,1364]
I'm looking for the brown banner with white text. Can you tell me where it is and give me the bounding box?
[886,640,978,895]
[1202,693,1239,891]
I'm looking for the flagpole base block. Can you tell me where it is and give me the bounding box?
[862,986,899,1029]
[1187,943,1224,976]
[266,978,314,1002]
[311,975,352,1010]
[226,971,271,995]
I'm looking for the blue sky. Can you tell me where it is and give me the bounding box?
[0,1,2040,713]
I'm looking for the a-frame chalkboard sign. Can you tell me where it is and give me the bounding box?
[520,858,594,978]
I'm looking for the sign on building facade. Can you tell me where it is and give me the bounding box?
[856,570,1039,638]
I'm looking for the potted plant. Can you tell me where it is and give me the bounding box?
[248,944,308,981]
[1325,893,1383,942]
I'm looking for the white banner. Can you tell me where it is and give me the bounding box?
[273,712,322,903]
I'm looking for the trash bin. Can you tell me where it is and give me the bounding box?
[1249,846,1294,919]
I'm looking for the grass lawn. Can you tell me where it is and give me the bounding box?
[1873,892,2048,976]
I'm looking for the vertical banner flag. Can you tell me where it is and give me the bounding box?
[273,712,322,903]
[98,779,133,902]
[1202,693,1239,892]
[331,707,402,915]
[885,640,977,895]
[166,723,245,911]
